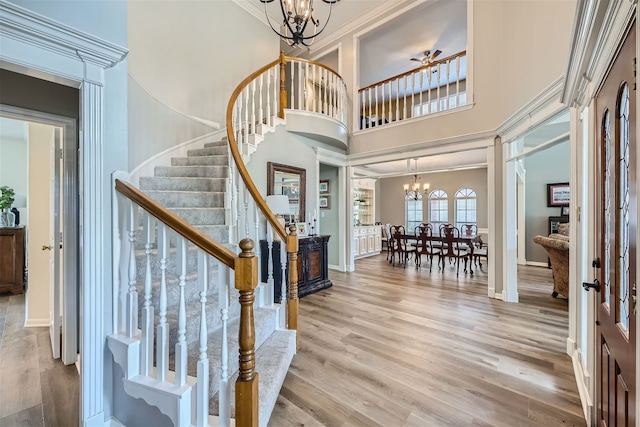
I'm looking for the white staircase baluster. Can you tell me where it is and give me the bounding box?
[218,262,231,427]
[436,64,441,112]
[243,185,250,238]
[445,60,450,110]
[266,68,272,125]
[141,212,155,376]
[258,73,264,128]
[250,79,256,134]
[156,224,169,382]
[427,68,432,114]
[272,64,278,123]
[298,61,303,110]
[411,72,415,117]
[419,70,424,116]
[196,249,209,427]
[456,56,461,107]
[403,75,407,119]
[395,78,400,121]
[290,60,295,110]
[388,81,392,122]
[175,236,187,387]
[126,200,138,338]
[305,62,310,111]
[243,87,249,145]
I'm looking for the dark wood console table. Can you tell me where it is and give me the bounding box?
[260,235,332,301]
[0,226,25,295]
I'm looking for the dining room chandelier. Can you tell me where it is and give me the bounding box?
[259,0,339,47]
[404,174,430,200]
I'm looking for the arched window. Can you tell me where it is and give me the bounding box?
[428,190,448,229]
[455,188,477,228]
[405,197,423,231]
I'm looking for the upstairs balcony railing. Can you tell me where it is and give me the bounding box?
[358,51,467,130]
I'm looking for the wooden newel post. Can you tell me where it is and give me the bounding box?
[279,51,287,119]
[286,224,299,349]
[235,238,259,427]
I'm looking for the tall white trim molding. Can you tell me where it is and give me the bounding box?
[0,2,128,426]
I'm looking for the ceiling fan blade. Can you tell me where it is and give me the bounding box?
[410,58,421,62]
[431,49,442,60]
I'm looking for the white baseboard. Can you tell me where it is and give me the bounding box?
[24,318,50,327]
[571,348,593,425]
[526,261,549,268]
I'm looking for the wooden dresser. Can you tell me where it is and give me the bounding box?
[0,226,25,295]
[260,235,332,301]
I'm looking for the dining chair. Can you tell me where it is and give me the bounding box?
[414,223,441,271]
[439,224,469,276]
[383,223,392,261]
[473,234,488,270]
[390,225,414,267]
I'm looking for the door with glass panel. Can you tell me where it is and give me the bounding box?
[593,21,636,427]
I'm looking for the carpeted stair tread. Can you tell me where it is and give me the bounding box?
[208,329,296,427]
[141,190,224,208]
[187,146,228,157]
[168,207,225,225]
[154,165,228,178]
[139,176,226,192]
[171,156,228,167]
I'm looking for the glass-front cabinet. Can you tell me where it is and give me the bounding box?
[352,178,381,259]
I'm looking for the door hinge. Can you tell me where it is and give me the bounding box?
[634,57,637,90]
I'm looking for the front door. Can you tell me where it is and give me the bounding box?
[594,21,637,426]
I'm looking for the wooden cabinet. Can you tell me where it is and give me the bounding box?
[353,225,383,259]
[0,226,25,295]
[260,235,332,301]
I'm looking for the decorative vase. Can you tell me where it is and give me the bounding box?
[0,209,15,227]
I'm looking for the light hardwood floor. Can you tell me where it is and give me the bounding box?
[269,254,586,427]
[0,255,584,426]
[0,293,79,427]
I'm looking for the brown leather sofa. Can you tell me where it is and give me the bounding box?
[533,223,570,298]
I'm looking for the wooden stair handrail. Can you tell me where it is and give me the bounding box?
[226,53,345,240]
[358,50,467,93]
[115,178,237,268]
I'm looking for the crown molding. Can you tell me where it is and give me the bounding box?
[0,0,128,69]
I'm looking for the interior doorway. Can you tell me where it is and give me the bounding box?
[0,106,79,365]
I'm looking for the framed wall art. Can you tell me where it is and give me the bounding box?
[319,195,331,209]
[319,179,330,194]
[547,182,570,207]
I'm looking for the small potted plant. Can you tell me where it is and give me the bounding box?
[0,186,16,227]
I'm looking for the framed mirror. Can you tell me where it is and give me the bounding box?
[267,162,306,223]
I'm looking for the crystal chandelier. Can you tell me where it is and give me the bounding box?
[259,0,339,47]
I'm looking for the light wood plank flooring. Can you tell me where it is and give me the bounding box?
[0,256,584,426]
[269,255,586,427]
[0,293,79,427]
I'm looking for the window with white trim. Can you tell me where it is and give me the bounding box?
[406,198,423,231]
[455,188,477,229]
[428,190,448,229]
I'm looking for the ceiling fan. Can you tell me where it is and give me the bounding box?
[410,49,442,65]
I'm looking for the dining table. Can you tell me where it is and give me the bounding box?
[396,232,478,274]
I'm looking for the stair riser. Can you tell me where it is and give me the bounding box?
[187,147,228,157]
[171,156,228,167]
[139,177,226,192]
[142,191,224,208]
[154,166,228,178]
